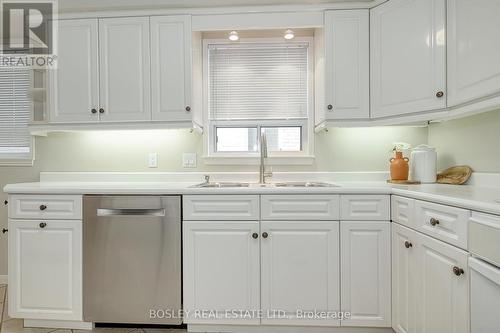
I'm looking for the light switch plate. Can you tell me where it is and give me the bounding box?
[183,153,197,168]
[148,153,158,168]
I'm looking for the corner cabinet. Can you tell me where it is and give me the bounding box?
[370,0,446,118]
[391,197,470,333]
[8,219,83,321]
[321,10,369,121]
[417,232,469,333]
[447,0,500,107]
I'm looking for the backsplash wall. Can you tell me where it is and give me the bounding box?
[428,109,500,172]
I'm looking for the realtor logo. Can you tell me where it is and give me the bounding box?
[1,0,57,67]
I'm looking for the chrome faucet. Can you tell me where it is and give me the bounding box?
[259,132,272,184]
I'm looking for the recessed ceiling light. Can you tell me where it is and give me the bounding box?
[228,31,239,41]
[284,29,295,40]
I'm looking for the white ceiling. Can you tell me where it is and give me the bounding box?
[59,0,374,13]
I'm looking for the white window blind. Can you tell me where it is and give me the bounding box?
[0,65,31,159]
[209,42,309,121]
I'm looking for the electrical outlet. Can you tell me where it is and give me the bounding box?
[148,153,158,168]
[182,153,197,168]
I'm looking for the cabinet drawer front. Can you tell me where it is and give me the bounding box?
[414,200,469,249]
[183,195,259,221]
[391,196,415,228]
[469,211,500,266]
[340,195,390,220]
[261,195,340,220]
[9,195,83,220]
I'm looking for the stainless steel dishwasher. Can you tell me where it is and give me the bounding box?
[83,195,182,325]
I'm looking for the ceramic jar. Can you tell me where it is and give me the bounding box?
[390,151,409,181]
[410,145,437,183]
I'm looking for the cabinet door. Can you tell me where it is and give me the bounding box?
[260,221,340,326]
[8,220,82,321]
[447,0,500,106]
[416,232,469,333]
[151,15,192,122]
[324,10,369,120]
[371,0,446,118]
[340,221,391,327]
[50,19,99,123]
[392,223,417,333]
[183,221,260,325]
[99,17,151,122]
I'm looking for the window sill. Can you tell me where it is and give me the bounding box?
[0,159,34,167]
[203,155,315,166]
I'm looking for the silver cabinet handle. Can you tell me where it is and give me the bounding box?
[97,208,165,217]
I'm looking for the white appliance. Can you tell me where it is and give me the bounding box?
[469,212,500,333]
[410,144,437,183]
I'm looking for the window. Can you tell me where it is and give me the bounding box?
[204,38,313,160]
[0,65,33,163]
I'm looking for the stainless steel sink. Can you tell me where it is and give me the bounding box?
[191,181,339,188]
[274,181,339,188]
[191,182,250,188]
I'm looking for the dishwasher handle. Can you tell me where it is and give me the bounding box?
[97,208,166,217]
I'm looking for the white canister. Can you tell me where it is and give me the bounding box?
[410,145,437,183]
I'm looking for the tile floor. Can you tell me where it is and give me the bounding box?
[0,285,187,333]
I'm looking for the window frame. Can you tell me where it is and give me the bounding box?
[0,66,35,166]
[202,37,315,165]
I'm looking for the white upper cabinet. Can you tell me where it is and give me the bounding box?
[260,221,340,326]
[98,17,151,122]
[323,10,369,120]
[151,15,192,121]
[50,19,99,123]
[370,0,446,118]
[447,0,500,107]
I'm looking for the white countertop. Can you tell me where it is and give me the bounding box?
[5,180,500,215]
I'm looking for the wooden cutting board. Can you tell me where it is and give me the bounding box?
[387,180,421,185]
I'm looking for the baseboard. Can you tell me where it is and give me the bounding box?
[24,319,94,330]
[188,324,394,333]
[0,275,7,284]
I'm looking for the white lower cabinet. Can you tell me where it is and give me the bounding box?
[183,221,260,325]
[260,221,340,326]
[391,223,469,333]
[8,219,82,321]
[340,221,391,327]
[417,232,469,333]
[392,223,417,333]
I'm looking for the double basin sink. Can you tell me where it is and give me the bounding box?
[191,181,340,188]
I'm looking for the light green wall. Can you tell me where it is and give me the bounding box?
[32,126,428,172]
[428,109,500,172]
